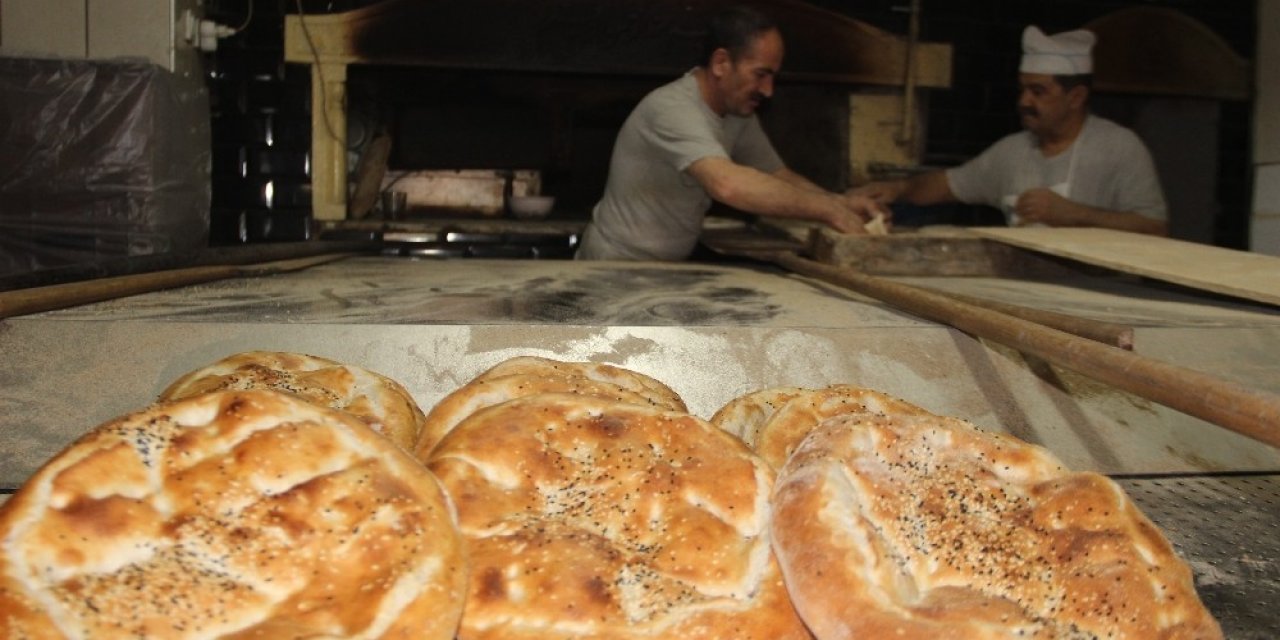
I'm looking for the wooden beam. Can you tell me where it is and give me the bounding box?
[283,0,951,87]
[284,11,359,66]
[309,62,348,221]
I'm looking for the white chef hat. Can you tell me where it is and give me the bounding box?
[1020,25,1095,75]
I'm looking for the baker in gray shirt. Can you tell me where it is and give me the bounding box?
[577,5,889,261]
[856,25,1168,236]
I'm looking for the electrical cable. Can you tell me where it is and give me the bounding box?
[293,0,343,145]
[230,0,255,34]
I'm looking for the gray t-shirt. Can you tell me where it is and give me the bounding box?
[946,115,1167,224]
[577,71,785,260]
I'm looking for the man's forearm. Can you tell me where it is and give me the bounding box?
[692,158,843,224]
[773,168,830,196]
[1060,201,1168,236]
[854,170,954,206]
[898,171,955,206]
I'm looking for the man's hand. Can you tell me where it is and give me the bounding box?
[826,193,892,234]
[692,159,898,234]
[1013,188,1169,235]
[847,181,905,205]
[1014,188,1076,226]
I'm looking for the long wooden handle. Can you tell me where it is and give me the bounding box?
[769,252,1280,450]
[0,253,358,320]
[916,287,1134,349]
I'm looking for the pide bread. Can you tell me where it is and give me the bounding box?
[413,372,680,460]
[473,356,687,413]
[0,352,1229,639]
[158,351,427,450]
[753,386,922,470]
[425,393,810,639]
[0,390,467,639]
[709,386,808,444]
[713,385,920,469]
[771,407,1223,639]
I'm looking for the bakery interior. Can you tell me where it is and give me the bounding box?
[1,0,1279,636]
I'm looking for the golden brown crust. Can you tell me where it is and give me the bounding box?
[771,407,1223,640]
[412,372,676,461]
[708,387,808,444]
[753,385,922,470]
[473,356,687,413]
[426,393,809,639]
[158,351,427,450]
[712,385,920,469]
[0,390,467,640]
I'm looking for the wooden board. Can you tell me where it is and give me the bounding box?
[973,227,1280,307]
[808,227,1091,278]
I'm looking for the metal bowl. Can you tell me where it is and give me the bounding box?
[509,195,555,219]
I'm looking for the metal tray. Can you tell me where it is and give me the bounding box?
[1118,474,1280,638]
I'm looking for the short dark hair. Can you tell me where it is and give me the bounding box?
[701,5,778,66]
[1054,74,1093,93]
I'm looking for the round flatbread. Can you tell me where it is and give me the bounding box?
[473,356,687,413]
[413,372,676,460]
[712,385,920,469]
[426,393,808,640]
[754,385,920,469]
[708,386,808,444]
[0,390,467,640]
[158,351,426,450]
[770,410,1223,639]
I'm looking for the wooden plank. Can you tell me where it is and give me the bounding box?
[972,228,1280,307]
[808,227,1091,278]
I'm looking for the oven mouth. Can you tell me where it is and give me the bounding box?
[321,227,580,260]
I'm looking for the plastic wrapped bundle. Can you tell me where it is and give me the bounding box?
[0,56,210,277]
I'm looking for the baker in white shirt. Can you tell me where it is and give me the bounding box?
[577,5,890,261]
[856,25,1168,236]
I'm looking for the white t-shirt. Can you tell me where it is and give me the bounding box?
[946,115,1167,225]
[577,71,784,260]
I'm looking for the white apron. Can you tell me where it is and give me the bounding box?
[1002,141,1078,227]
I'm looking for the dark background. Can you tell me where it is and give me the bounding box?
[204,0,1258,248]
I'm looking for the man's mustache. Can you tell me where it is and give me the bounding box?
[1019,107,1039,117]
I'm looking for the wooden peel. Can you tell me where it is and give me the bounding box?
[0,253,360,320]
[349,133,393,219]
[914,287,1134,349]
[756,251,1280,451]
[702,226,1132,348]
